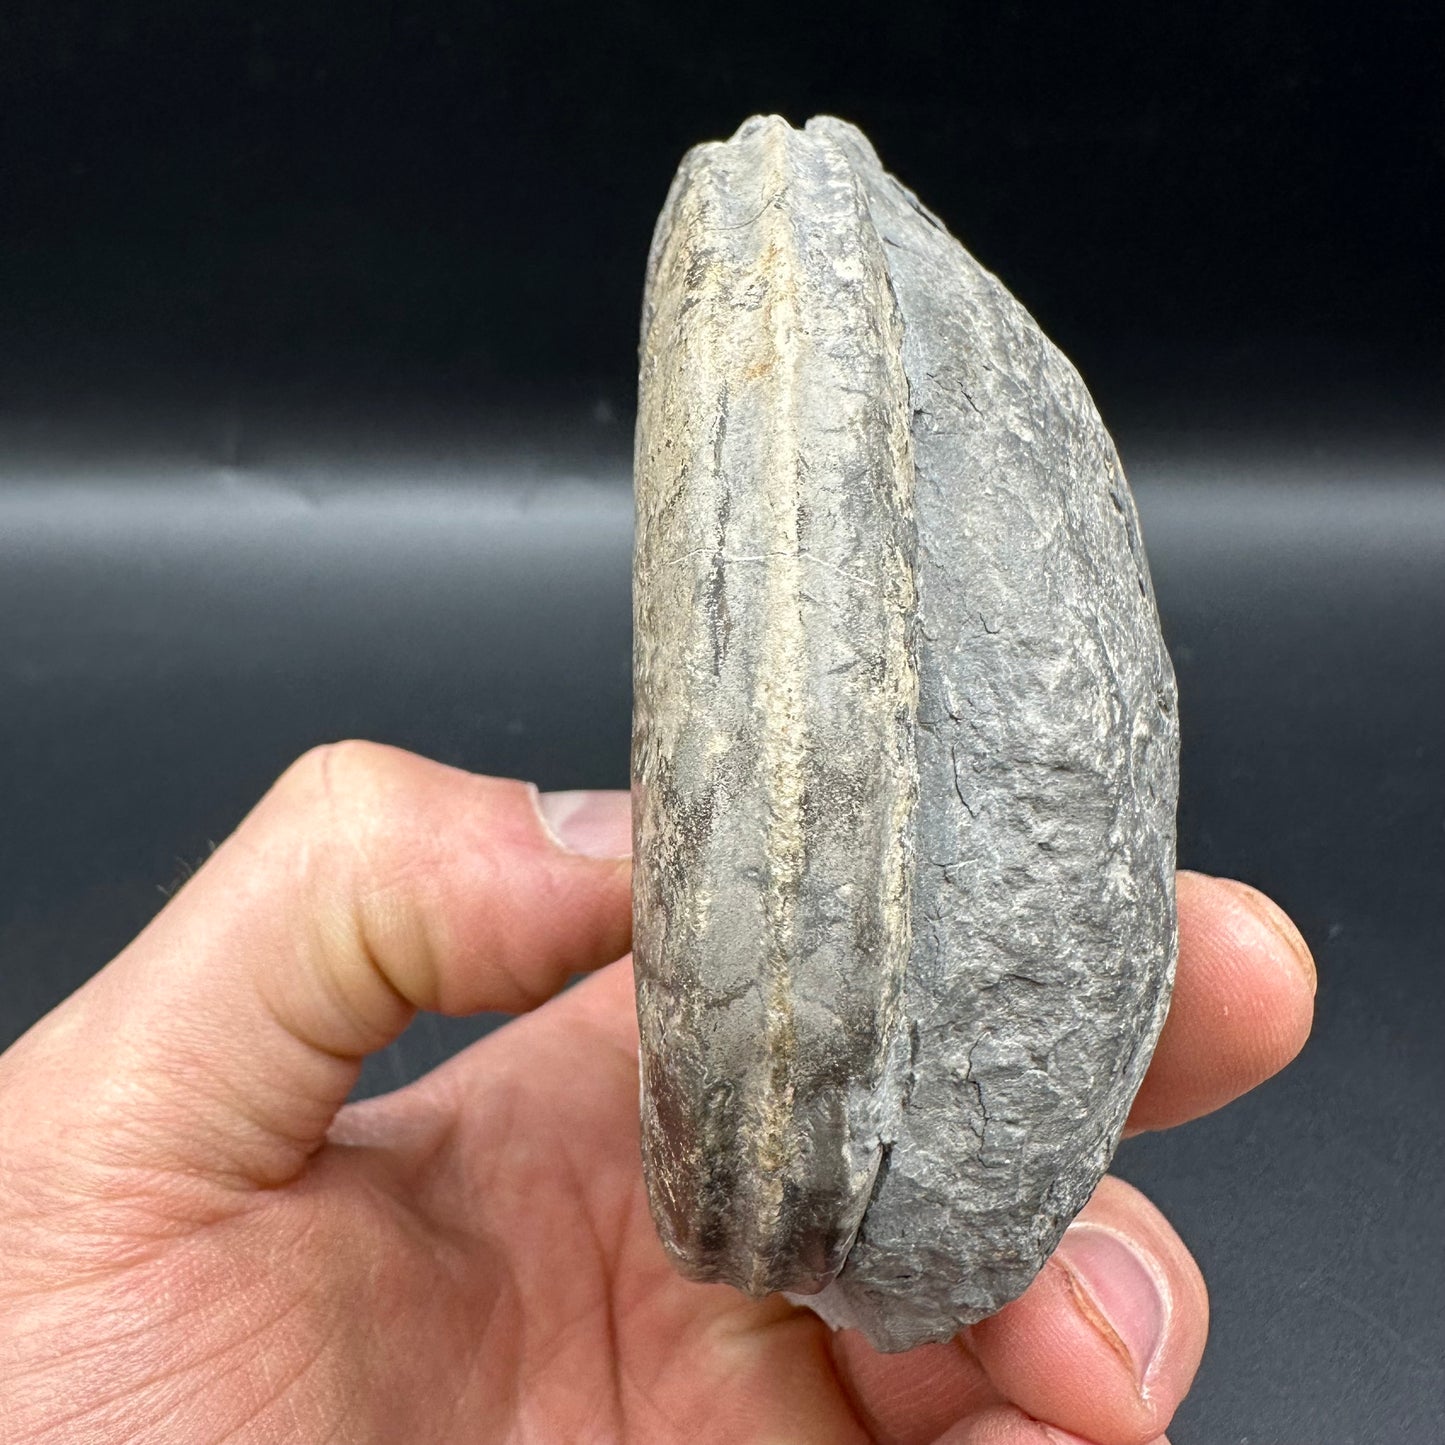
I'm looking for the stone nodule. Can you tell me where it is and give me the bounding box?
[631,115,1179,1352]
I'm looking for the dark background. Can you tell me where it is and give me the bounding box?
[1,3,1440,1441]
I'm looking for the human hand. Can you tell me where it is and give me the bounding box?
[0,743,1315,1444]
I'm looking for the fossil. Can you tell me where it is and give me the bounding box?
[631,114,1179,1352]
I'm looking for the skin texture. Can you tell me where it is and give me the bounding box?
[0,743,1315,1445]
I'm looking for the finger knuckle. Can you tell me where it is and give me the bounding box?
[285,739,397,804]
[274,740,395,892]
[278,743,447,1012]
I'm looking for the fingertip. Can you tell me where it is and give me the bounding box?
[1202,874,1316,996]
[534,788,634,860]
[968,1176,1207,1445]
[1127,870,1315,1133]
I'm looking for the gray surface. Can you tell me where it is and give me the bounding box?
[814,119,1180,1349]
[632,117,1180,1350]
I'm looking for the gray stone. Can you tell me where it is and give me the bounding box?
[632,114,1179,1351]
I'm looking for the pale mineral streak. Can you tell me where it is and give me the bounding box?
[631,114,1180,1351]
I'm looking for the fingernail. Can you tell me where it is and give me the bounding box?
[1215,876,1317,995]
[535,789,632,859]
[1055,1222,1170,1395]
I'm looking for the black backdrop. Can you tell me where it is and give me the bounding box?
[1,4,1441,1441]
[3,0,1439,414]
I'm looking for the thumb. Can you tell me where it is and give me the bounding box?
[0,742,632,1197]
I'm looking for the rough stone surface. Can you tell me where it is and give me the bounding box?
[632,114,1179,1351]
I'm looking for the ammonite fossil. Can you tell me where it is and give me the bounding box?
[631,115,1179,1352]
